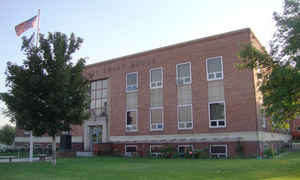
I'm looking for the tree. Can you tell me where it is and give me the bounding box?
[237,0,300,129]
[0,124,15,145]
[0,32,90,164]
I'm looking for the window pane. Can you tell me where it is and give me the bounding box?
[207,57,222,73]
[177,63,190,78]
[151,69,162,82]
[102,79,108,89]
[127,73,137,86]
[210,103,224,120]
[211,146,226,153]
[96,80,102,89]
[91,81,96,90]
[151,109,162,123]
[127,111,137,125]
[126,146,137,152]
[178,106,192,122]
[151,145,164,153]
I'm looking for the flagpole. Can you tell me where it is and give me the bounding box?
[36,9,40,47]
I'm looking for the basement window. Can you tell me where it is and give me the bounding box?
[125,145,137,157]
[178,145,193,156]
[150,145,164,157]
[210,145,227,158]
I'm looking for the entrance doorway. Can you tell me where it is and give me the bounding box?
[89,125,103,152]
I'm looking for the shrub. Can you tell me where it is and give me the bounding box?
[263,149,275,158]
[235,141,244,158]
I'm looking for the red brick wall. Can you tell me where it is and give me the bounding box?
[290,119,300,139]
[84,28,258,137]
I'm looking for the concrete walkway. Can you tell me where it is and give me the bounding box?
[0,157,40,163]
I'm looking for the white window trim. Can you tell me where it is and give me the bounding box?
[177,104,193,130]
[150,144,163,157]
[208,101,226,128]
[210,144,228,158]
[126,109,138,132]
[125,145,137,156]
[177,144,194,154]
[150,106,164,131]
[206,56,223,81]
[176,62,192,85]
[126,72,138,92]
[149,67,163,89]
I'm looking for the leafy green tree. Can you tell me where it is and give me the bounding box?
[0,124,15,145]
[0,32,90,164]
[237,0,300,129]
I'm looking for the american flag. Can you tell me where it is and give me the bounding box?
[15,16,37,36]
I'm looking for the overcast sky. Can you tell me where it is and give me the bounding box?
[0,0,283,127]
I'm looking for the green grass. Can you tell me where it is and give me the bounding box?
[1,152,300,180]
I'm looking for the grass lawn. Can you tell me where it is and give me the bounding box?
[1,152,300,180]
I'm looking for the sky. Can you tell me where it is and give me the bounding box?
[0,0,283,127]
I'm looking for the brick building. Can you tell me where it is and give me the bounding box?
[15,28,291,157]
[291,117,300,140]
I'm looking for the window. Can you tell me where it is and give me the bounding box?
[209,101,226,128]
[150,68,163,89]
[47,144,52,149]
[262,111,266,128]
[150,145,164,157]
[206,56,223,81]
[150,107,163,131]
[178,105,193,129]
[178,145,193,156]
[296,126,300,131]
[176,62,191,85]
[91,79,108,117]
[34,144,41,149]
[126,110,137,131]
[125,145,137,157]
[210,145,227,158]
[126,72,138,91]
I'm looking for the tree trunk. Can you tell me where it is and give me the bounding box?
[52,136,56,165]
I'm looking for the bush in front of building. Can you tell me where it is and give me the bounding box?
[192,148,209,159]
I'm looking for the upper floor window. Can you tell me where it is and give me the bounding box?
[126,72,138,91]
[176,62,191,85]
[206,56,223,81]
[150,107,163,131]
[126,110,137,131]
[209,101,226,128]
[150,68,163,89]
[178,104,193,129]
[91,79,108,117]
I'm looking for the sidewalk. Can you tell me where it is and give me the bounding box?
[0,157,40,163]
